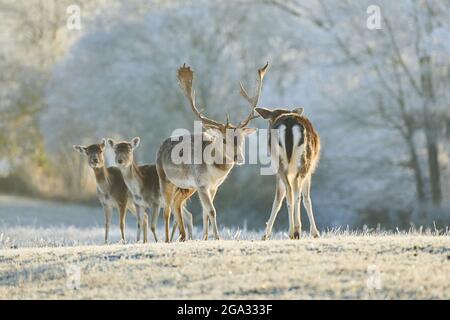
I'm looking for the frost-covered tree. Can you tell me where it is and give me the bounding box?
[43,0,309,214]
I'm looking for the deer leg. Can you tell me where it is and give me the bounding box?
[202,210,209,240]
[173,188,196,242]
[209,186,219,201]
[202,186,217,240]
[172,189,195,241]
[172,190,187,242]
[103,206,112,243]
[135,205,143,242]
[302,176,320,238]
[170,218,178,242]
[159,180,175,243]
[147,205,160,242]
[163,205,172,243]
[198,187,220,240]
[118,204,127,243]
[170,207,188,241]
[262,177,286,240]
[294,193,302,239]
[287,186,296,239]
[171,208,192,241]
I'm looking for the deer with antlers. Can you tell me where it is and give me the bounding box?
[156,63,268,242]
[254,107,321,240]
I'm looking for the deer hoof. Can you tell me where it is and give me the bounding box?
[294,231,300,239]
[311,230,320,238]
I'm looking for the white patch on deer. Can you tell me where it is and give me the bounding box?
[125,177,144,202]
[97,188,117,207]
[292,124,302,160]
[293,125,306,171]
[292,125,301,147]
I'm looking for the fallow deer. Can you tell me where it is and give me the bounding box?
[255,107,321,240]
[156,63,268,242]
[73,139,136,243]
[107,137,193,242]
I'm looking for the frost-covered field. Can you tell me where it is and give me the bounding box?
[0,196,449,299]
[0,235,449,299]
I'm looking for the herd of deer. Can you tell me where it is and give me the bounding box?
[73,62,321,243]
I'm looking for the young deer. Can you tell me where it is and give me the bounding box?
[156,63,268,242]
[73,139,136,243]
[255,107,321,240]
[107,137,193,242]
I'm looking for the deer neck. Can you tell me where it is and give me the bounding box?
[93,165,110,194]
[211,140,235,172]
[121,162,144,196]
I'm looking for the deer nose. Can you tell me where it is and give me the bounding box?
[235,154,244,165]
[117,159,123,164]
[93,158,99,164]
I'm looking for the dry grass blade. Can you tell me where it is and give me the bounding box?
[177,63,224,129]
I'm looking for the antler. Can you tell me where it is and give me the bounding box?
[238,62,269,128]
[177,64,225,130]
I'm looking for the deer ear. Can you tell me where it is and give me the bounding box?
[100,139,106,149]
[255,107,273,120]
[131,137,140,149]
[107,138,115,149]
[73,145,86,154]
[293,107,304,115]
[203,131,217,143]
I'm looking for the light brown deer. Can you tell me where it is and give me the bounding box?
[73,139,136,243]
[156,63,268,242]
[254,107,321,240]
[107,137,193,242]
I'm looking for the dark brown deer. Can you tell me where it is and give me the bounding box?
[255,107,321,239]
[155,63,268,242]
[73,139,136,243]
